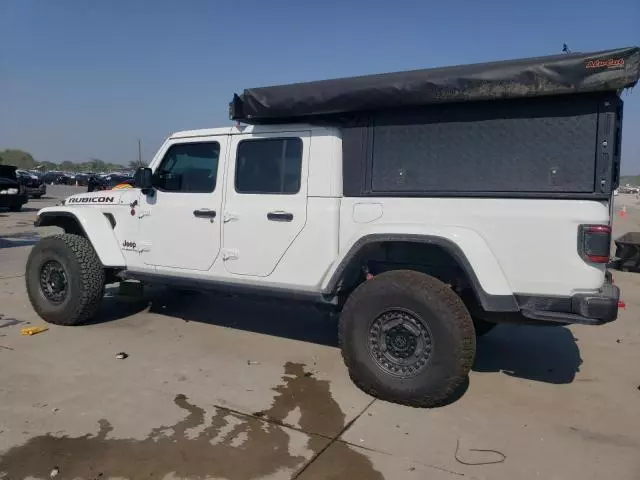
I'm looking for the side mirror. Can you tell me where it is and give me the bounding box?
[134,167,153,193]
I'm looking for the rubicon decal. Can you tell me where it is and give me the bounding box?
[586,58,625,69]
[67,196,116,204]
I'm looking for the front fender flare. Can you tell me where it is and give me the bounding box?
[322,226,518,312]
[35,206,126,267]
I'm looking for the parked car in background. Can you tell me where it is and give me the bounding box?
[16,170,47,198]
[88,173,134,191]
[74,173,98,187]
[0,165,29,211]
[42,171,71,185]
[103,173,134,189]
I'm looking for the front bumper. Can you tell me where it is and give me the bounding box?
[0,193,28,208]
[24,184,46,196]
[519,280,620,325]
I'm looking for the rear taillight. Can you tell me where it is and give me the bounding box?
[578,224,611,263]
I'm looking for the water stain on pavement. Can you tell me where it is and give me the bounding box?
[0,362,383,479]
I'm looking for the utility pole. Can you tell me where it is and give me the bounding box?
[137,138,142,166]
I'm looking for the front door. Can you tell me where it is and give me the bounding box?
[222,132,309,277]
[138,137,227,271]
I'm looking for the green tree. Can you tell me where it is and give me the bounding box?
[128,160,145,169]
[0,148,130,173]
[0,149,37,169]
[59,161,76,171]
[38,161,58,171]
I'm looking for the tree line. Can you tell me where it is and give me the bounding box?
[0,149,145,172]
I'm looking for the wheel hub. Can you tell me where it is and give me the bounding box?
[369,309,433,378]
[39,260,68,303]
[386,325,417,358]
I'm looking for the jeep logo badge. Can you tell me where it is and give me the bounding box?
[122,240,137,250]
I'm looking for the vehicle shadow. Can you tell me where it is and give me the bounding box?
[473,324,582,384]
[92,288,582,385]
[147,289,340,347]
[0,207,40,213]
[86,285,153,325]
[0,232,40,249]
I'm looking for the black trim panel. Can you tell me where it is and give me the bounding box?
[322,233,519,312]
[104,213,116,229]
[122,271,336,305]
[342,93,620,200]
[517,282,619,325]
[35,211,87,234]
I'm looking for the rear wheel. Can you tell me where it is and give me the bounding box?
[339,270,475,407]
[26,234,105,325]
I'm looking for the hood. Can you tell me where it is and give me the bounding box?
[18,170,40,180]
[0,165,18,180]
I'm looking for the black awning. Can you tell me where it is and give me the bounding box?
[230,46,640,124]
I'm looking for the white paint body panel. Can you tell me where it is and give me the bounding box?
[37,205,127,267]
[222,131,310,277]
[333,198,608,296]
[36,123,610,302]
[138,134,228,271]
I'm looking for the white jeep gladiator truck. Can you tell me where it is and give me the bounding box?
[26,47,639,406]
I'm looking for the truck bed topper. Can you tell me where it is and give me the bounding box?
[230,46,640,124]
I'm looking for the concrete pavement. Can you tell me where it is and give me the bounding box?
[0,186,639,479]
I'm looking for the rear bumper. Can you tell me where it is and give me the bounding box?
[518,280,620,325]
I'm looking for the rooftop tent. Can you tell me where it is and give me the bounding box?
[230,46,640,124]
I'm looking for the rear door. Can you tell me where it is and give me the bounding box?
[222,132,309,277]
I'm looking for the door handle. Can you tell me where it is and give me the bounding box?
[193,209,217,218]
[267,211,293,222]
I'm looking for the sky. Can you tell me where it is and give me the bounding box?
[1,0,639,172]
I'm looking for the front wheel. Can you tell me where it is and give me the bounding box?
[26,234,105,325]
[339,270,475,407]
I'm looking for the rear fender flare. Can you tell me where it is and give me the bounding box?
[35,207,125,267]
[322,228,518,312]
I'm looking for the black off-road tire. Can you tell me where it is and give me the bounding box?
[339,270,475,407]
[26,234,105,325]
[473,317,497,337]
[8,204,22,212]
